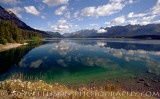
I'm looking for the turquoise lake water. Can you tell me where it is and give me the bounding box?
[0,38,160,86]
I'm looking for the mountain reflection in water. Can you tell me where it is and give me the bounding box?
[0,38,160,85]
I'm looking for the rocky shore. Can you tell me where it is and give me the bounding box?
[0,79,158,99]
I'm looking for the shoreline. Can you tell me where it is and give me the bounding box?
[0,79,158,99]
[0,43,28,52]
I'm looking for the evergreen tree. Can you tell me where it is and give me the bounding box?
[0,19,42,44]
[0,21,5,38]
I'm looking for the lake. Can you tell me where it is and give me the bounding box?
[0,38,160,91]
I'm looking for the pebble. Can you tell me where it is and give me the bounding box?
[139,79,145,82]
[144,82,151,87]
[152,80,158,83]
[137,81,141,83]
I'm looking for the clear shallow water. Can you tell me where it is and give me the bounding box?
[0,38,160,85]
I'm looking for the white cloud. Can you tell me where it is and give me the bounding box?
[0,0,20,5]
[73,11,79,17]
[58,19,67,25]
[74,25,79,29]
[142,15,156,21]
[127,12,134,18]
[127,19,153,25]
[107,25,115,27]
[9,7,23,18]
[111,16,125,24]
[76,18,84,21]
[125,0,160,26]
[127,19,138,25]
[97,29,107,33]
[81,7,95,17]
[54,6,70,18]
[153,20,160,24]
[51,25,69,33]
[128,0,133,4]
[67,23,72,29]
[104,22,110,24]
[54,6,67,15]
[89,24,99,26]
[51,19,70,33]
[24,6,40,16]
[151,0,160,15]
[64,11,70,18]
[127,12,147,18]
[81,0,126,18]
[127,18,151,25]
[102,0,160,26]
[109,0,124,3]
[73,11,84,21]
[42,0,69,6]
[134,13,147,17]
[38,4,45,11]
[139,21,151,25]
[41,15,46,19]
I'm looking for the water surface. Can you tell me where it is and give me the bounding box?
[0,38,160,86]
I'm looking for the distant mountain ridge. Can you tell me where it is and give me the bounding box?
[63,29,97,37]
[0,6,52,37]
[1,6,160,38]
[103,24,160,36]
[46,31,63,38]
[64,24,160,37]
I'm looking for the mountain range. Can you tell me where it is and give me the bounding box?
[65,24,160,38]
[0,6,63,38]
[46,31,64,38]
[0,6,160,39]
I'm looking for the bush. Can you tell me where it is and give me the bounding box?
[8,39,15,43]
[0,38,8,45]
[19,40,26,44]
[30,37,41,41]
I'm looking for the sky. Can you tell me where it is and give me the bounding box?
[0,0,160,34]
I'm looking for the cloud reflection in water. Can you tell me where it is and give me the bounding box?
[18,39,160,75]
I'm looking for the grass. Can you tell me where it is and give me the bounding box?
[19,37,43,45]
[0,78,158,99]
[0,73,158,98]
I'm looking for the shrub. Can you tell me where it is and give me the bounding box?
[0,37,8,45]
[19,40,26,44]
[30,37,41,41]
[8,39,15,43]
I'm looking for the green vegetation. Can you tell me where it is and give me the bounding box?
[29,37,41,41]
[0,37,7,44]
[0,79,157,99]
[0,20,42,44]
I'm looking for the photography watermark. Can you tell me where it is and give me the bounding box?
[0,90,159,98]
